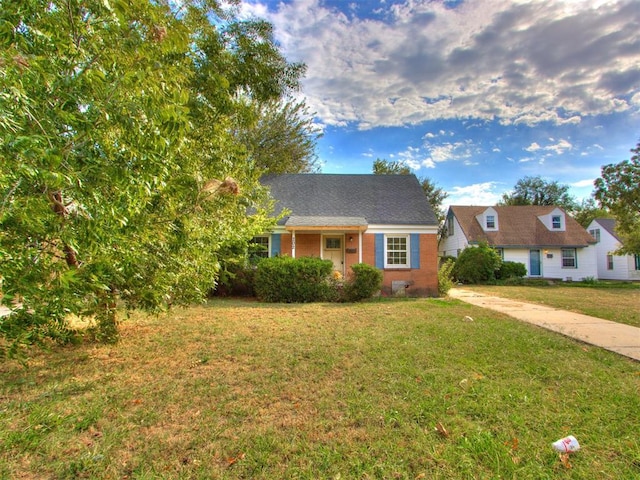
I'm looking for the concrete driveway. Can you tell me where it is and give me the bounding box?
[448,288,640,362]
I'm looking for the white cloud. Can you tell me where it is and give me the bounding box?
[423,140,476,166]
[571,179,596,188]
[256,0,640,129]
[525,142,541,152]
[396,146,429,170]
[446,182,503,207]
[545,138,573,155]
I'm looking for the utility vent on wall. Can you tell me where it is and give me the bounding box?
[392,280,410,295]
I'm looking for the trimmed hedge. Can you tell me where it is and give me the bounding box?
[343,263,383,302]
[453,242,502,284]
[254,256,335,303]
[496,261,527,280]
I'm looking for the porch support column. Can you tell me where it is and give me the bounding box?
[291,231,296,259]
[358,231,363,264]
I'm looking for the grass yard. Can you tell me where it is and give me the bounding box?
[1,299,639,479]
[461,283,640,328]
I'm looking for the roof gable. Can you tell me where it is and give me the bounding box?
[449,205,596,247]
[260,174,438,226]
[592,218,620,241]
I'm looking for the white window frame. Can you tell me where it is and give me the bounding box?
[384,234,410,269]
[607,254,614,270]
[589,228,600,242]
[552,215,562,229]
[561,248,577,268]
[486,215,496,229]
[250,236,270,261]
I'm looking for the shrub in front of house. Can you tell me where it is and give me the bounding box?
[496,261,527,280]
[342,263,383,302]
[438,258,456,296]
[254,256,335,303]
[453,242,502,284]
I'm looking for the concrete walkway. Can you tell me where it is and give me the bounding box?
[448,288,640,362]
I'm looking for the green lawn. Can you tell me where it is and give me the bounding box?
[460,283,640,328]
[1,299,639,479]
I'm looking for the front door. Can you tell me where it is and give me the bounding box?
[323,236,344,274]
[529,249,541,276]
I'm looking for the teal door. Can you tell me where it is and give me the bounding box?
[529,249,541,276]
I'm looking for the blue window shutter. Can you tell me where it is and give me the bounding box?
[271,234,281,256]
[410,233,420,269]
[375,234,384,269]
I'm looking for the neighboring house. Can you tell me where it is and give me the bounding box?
[256,174,440,296]
[440,205,598,280]
[586,218,640,281]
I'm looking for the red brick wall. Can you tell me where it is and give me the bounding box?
[276,231,438,297]
[295,233,321,257]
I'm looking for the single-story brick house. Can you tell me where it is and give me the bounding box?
[439,205,598,280]
[256,174,439,296]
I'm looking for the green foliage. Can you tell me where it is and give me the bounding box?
[496,261,527,280]
[454,242,502,284]
[254,256,335,303]
[343,263,383,302]
[237,98,322,173]
[572,197,611,228]
[595,139,640,254]
[372,159,412,175]
[500,175,577,212]
[437,258,456,296]
[0,0,303,356]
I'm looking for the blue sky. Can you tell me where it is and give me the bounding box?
[241,0,640,207]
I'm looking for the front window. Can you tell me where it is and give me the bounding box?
[589,228,600,242]
[486,215,495,229]
[495,247,504,260]
[635,254,640,271]
[562,248,577,268]
[385,235,409,268]
[552,215,562,229]
[249,236,269,263]
[607,254,614,270]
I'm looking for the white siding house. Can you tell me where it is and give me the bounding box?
[440,205,598,280]
[587,218,640,281]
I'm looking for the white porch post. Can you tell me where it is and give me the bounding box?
[358,231,363,264]
[291,231,296,259]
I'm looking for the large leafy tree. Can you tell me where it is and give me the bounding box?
[372,159,448,224]
[0,0,304,355]
[236,98,322,173]
[594,140,640,254]
[571,197,611,228]
[500,175,577,212]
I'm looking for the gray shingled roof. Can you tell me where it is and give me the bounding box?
[450,205,596,247]
[593,218,619,241]
[260,174,438,226]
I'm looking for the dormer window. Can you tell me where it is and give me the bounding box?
[552,215,562,229]
[477,207,498,231]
